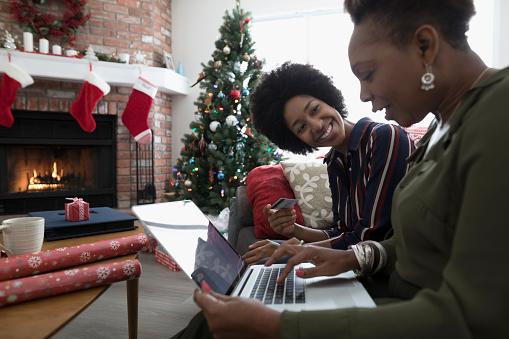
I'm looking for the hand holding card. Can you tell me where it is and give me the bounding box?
[271,198,298,209]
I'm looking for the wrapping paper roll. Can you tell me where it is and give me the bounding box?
[0,234,148,282]
[0,259,141,307]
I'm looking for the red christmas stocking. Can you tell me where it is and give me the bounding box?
[0,63,34,128]
[121,76,157,144]
[70,72,110,133]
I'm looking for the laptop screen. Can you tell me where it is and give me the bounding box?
[133,201,246,295]
[190,222,246,294]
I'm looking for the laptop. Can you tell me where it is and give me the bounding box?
[132,200,375,311]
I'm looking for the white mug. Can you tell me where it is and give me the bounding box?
[0,217,45,256]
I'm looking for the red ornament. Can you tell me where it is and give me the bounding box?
[199,136,206,153]
[230,89,241,100]
[244,17,251,24]
[10,0,90,44]
[244,127,254,138]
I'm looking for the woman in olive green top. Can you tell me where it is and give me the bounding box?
[179,1,509,338]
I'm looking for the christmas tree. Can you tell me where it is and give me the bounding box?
[171,1,280,215]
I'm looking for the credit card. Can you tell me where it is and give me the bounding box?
[271,198,299,209]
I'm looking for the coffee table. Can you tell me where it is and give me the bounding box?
[0,225,143,339]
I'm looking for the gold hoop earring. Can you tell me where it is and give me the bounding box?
[421,64,435,91]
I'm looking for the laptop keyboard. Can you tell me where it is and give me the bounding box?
[249,267,305,304]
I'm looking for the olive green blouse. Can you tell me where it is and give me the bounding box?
[281,66,509,339]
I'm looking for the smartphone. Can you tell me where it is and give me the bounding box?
[271,198,298,209]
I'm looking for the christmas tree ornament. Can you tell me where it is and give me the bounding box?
[230,89,241,100]
[190,71,206,87]
[70,71,110,133]
[0,62,34,128]
[184,179,192,187]
[208,143,217,151]
[214,60,222,69]
[252,57,262,69]
[1,30,16,49]
[227,72,236,81]
[244,127,254,138]
[225,115,239,126]
[217,171,225,181]
[223,45,231,55]
[121,76,157,144]
[209,121,221,132]
[199,136,207,153]
[242,88,250,96]
[217,91,225,99]
[244,17,251,24]
[189,157,195,165]
[233,61,241,72]
[242,53,250,62]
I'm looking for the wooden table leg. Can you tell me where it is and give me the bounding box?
[127,278,139,339]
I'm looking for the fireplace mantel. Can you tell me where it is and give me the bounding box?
[0,49,188,95]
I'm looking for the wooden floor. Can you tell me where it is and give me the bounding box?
[53,251,199,339]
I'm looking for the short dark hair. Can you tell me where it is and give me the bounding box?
[344,0,476,50]
[250,63,347,155]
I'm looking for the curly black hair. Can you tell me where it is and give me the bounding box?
[250,63,347,155]
[344,0,475,50]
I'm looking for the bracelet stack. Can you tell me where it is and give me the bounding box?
[349,240,387,276]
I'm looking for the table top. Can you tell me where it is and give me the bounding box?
[0,225,143,339]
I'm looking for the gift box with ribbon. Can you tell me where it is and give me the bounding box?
[65,197,90,222]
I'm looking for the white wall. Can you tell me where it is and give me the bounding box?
[171,0,509,165]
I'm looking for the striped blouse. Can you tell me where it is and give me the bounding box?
[323,117,414,250]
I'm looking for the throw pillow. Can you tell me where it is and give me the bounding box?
[246,164,304,239]
[281,160,333,229]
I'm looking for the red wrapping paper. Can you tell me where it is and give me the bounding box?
[0,234,149,282]
[0,259,141,307]
[65,197,90,221]
[154,247,181,272]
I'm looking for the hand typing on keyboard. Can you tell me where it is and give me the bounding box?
[265,241,360,283]
[242,238,301,265]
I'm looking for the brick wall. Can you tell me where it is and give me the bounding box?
[0,0,173,209]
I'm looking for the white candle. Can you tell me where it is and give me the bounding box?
[23,32,33,52]
[52,45,62,55]
[65,49,78,57]
[39,38,49,54]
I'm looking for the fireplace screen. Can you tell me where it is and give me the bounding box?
[6,146,98,194]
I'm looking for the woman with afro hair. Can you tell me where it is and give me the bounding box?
[243,62,414,265]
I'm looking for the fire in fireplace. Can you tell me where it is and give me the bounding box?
[28,162,65,191]
[7,146,96,194]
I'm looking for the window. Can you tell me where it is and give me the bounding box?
[252,0,496,131]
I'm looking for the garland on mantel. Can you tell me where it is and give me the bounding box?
[10,0,90,44]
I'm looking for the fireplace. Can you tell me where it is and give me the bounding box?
[0,111,117,214]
